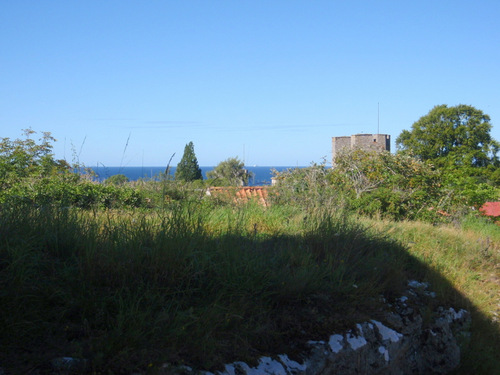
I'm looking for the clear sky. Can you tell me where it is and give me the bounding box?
[1,1,499,167]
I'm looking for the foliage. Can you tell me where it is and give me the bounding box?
[272,150,498,221]
[395,105,500,210]
[175,141,203,182]
[104,173,129,185]
[0,175,143,209]
[488,167,500,186]
[206,157,253,186]
[270,161,340,211]
[0,129,68,188]
[0,130,499,373]
[439,166,499,209]
[331,149,447,220]
[0,130,144,209]
[396,104,499,168]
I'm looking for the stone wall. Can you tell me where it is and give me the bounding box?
[331,136,351,161]
[332,134,391,164]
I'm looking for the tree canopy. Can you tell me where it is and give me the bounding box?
[0,129,68,186]
[206,157,252,186]
[396,104,499,168]
[175,142,203,182]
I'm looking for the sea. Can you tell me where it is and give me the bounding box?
[89,166,302,186]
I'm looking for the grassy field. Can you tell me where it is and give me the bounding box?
[0,200,499,374]
[364,216,500,374]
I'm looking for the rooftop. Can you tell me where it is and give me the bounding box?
[479,202,500,217]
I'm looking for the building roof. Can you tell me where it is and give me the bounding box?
[207,186,269,206]
[479,202,500,217]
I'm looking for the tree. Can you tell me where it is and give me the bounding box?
[206,157,253,186]
[396,104,499,168]
[0,129,67,186]
[175,142,203,182]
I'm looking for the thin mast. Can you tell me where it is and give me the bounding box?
[377,102,380,134]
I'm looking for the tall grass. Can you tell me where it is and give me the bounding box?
[364,216,500,374]
[1,200,416,373]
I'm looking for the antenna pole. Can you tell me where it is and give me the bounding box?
[377,102,380,134]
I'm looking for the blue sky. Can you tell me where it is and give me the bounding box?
[1,1,499,167]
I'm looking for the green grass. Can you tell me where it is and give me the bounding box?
[364,216,500,374]
[0,200,499,373]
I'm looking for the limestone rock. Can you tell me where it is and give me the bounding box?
[181,280,472,375]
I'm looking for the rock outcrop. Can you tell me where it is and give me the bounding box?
[164,280,470,375]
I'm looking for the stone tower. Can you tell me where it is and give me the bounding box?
[332,134,390,164]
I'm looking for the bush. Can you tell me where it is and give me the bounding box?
[0,175,144,209]
[270,161,340,211]
[104,174,129,186]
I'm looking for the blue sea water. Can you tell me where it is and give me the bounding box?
[90,166,301,186]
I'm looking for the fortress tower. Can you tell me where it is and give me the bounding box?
[332,134,390,164]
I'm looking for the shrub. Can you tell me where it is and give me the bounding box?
[104,174,129,186]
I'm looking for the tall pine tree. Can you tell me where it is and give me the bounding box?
[175,141,203,181]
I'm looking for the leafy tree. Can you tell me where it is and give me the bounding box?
[489,168,500,186]
[396,104,499,168]
[175,141,203,182]
[206,157,252,186]
[0,129,68,187]
[440,167,498,209]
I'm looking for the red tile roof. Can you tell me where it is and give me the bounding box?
[207,186,270,206]
[479,202,500,217]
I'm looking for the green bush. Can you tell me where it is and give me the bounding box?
[0,175,144,209]
[270,162,340,211]
[104,174,129,186]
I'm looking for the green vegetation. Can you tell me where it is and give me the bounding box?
[175,141,203,182]
[0,125,499,374]
[0,128,69,185]
[396,104,499,168]
[105,173,130,185]
[364,216,500,374]
[396,104,500,208]
[330,149,442,219]
[207,157,253,186]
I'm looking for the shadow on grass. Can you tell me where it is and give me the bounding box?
[0,204,498,374]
